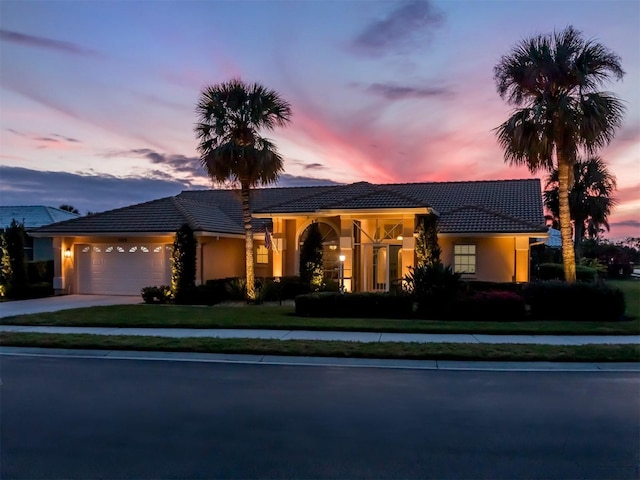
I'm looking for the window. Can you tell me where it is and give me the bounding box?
[454,244,476,274]
[256,245,269,264]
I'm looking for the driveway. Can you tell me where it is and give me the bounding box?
[0,295,141,318]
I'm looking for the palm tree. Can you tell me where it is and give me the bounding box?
[494,26,625,282]
[195,78,292,301]
[544,156,617,261]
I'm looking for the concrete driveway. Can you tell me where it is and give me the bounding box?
[0,295,141,318]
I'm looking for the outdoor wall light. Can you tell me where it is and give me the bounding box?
[396,235,403,241]
[64,248,72,258]
[339,254,345,262]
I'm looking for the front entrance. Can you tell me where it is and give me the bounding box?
[361,244,403,292]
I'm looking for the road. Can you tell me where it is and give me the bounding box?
[1,353,638,479]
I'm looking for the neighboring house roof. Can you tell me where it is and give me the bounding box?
[32,179,547,236]
[0,205,79,231]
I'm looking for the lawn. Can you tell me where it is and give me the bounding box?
[1,279,638,362]
[1,279,638,335]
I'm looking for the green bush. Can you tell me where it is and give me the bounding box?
[171,224,197,303]
[141,285,171,304]
[404,261,462,319]
[27,260,54,284]
[536,263,599,282]
[7,282,54,300]
[295,292,414,318]
[523,281,626,321]
[452,290,526,321]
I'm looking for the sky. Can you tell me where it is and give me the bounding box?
[0,0,638,240]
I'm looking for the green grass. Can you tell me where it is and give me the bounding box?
[1,295,639,335]
[1,332,638,362]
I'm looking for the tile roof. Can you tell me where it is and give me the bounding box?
[0,206,79,230]
[32,178,547,236]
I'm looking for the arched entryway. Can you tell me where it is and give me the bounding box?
[298,221,340,282]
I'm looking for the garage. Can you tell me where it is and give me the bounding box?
[77,243,171,295]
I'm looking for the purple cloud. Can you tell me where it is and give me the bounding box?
[349,0,444,57]
[366,82,452,100]
[0,29,102,57]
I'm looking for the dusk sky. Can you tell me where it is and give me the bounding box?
[1,0,638,240]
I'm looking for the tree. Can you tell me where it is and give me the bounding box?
[195,78,292,301]
[494,26,625,283]
[299,222,324,291]
[415,214,441,266]
[544,156,617,261]
[0,220,28,298]
[59,204,80,214]
[171,223,197,303]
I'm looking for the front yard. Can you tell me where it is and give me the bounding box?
[0,279,637,362]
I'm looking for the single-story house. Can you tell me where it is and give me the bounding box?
[0,205,80,261]
[31,179,548,295]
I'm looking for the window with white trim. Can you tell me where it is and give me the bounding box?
[256,245,269,264]
[454,244,476,275]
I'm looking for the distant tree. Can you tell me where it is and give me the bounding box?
[0,220,28,297]
[171,223,197,303]
[544,156,617,261]
[299,222,324,291]
[59,205,80,214]
[195,78,292,301]
[415,214,441,266]
[494,25,625,283]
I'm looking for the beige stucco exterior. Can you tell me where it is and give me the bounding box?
[50,210,542,295]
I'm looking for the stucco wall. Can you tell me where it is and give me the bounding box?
[439,235,529,283]
[201,237,246,281]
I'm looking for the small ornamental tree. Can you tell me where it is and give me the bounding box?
[171,223,197,303]
[299,222,324,291]
[0,220,28,298]
[415,214,441,266]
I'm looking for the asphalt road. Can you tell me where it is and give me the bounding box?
[1,354,638,480]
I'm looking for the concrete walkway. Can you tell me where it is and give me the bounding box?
[1,324,639,345]
[0,295,140,318]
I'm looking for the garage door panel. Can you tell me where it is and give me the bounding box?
[78,244,171,295]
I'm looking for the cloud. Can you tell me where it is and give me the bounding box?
[0,29,102,57]
[348,0,444,57]
[0,166,189,215]
[303,163,325,171]
[6,128,82,149]
[103,148,206,178]
[0,166,342,216]
[366,82,452,100]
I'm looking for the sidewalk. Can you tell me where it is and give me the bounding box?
[1,325,639,345]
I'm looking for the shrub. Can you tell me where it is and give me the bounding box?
[225,277,247,301]
[536,263,599,282]
[299,223,324,291]
[141,285,171,304]
[523,281,626,321]
[404,261,462,319]
[8,282,54,300]
[171,223,197,303]
[452,290,526,321]
[27,260,54,284]
[1,220,28,298]
[295,292,414,318]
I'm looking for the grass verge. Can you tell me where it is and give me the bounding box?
[2,303,639,335]
[1,332,638,362]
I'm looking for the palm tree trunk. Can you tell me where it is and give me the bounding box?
[240,181,256,301]
[557,155,577,283]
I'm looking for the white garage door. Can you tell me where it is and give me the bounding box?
[77,244,171,295]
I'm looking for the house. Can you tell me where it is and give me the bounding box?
[31,179,548,295]
[0,206,80,261]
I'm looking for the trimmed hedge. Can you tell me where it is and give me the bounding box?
[524,281,626,322]
[295,292,414,319]
[452,290,527,321]
[536,263,599,282]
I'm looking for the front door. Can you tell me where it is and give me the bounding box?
[364,244,403,292]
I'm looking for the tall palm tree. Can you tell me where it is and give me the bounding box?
[544,156,617,261]
[195,78,292,301]
[494,26,625,282]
